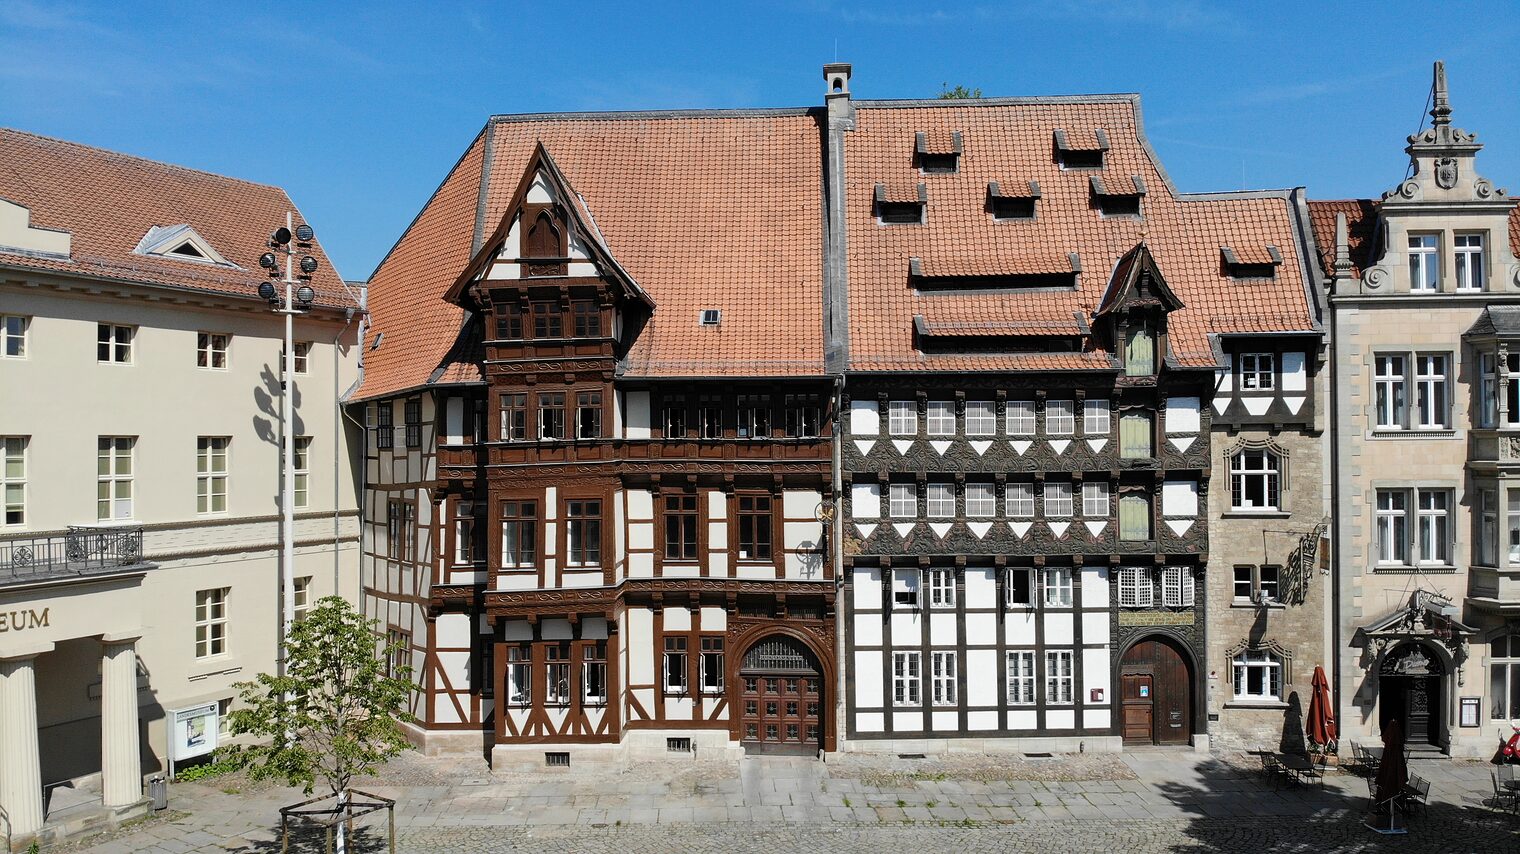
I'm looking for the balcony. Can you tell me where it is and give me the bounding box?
[0,526,153,587]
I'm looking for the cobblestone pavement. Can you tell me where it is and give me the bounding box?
[61,750,1519,853]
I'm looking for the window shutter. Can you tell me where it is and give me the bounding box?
[1119,494,1151,540]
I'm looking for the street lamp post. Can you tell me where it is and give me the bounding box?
[257,213,318,694]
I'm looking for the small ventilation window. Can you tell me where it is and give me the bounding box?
[169,242,205,258]
[875,183,926,225]
[1091,176,1146,218]
[1054,129,1109,170]
[915,131,963,174]
[988,181,1040,221]
[544,751,570,767]
[1221,246,1283,279]
[700,309,721,326]
[667,737,693,753]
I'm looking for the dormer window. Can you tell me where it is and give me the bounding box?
[1091,175,1145,217]
[875,183,926,225]
[1221,245,1283,279]
[915,131,962,174]
[699,309,721,326]
[1124,318,1157,376]
[133,224,233,267]
[1054,129,1108,169]
[988,181,1039,220]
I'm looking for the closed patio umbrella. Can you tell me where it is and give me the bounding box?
[1306,665,1337,751]
[1374,718,1408,812]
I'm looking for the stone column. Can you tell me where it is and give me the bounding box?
[0,653,44,839]
[100,636,143,809]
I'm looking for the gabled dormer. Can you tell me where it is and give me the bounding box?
[1095,243,1183,378]
[133,224,233,266]
[1350,61,1520,297]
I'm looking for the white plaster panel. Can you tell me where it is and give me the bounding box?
[433,693,463,724]
[1165,396,1201,434]
[784,520,822,550]
[967,710,999,731]
[932,711,958,731]
[663,607,692,632]
[544,487,558,520]
[737,564,775,580]
[784,489,823,519]
[854,615,882,647]
[967,649,997,706]
[1242,396,1271,415]
[852,483,881,520]
[503,620,533,641]
[627,609,654,683]
[930,612,958,647]
[1043,612,1074,646]
[525,174,555,203]
[708,521,728,550]
[627,489,654,521]
[1162,480,1199,517]
[1281,351,1307,391]
[663,564,700,578]
[1216,356,1234,395]
[965,568,996,607]
[1085,709,1111,730]
[624,391,651,439]
[854,651,883,706]
[1007,709,1037,730]
[665,696,694,721]
[497,570,538,591]
[438,649,469,693]
[707,489,726,519]
[850,399,880,435]
[785,552,825,580]
[582,617,608,640]
[562,571,602,588]
[707,552,729,577]
[1005,610,1036,645]
[856,712,885,732]
[890,612,922,643]
[566,261,598,277]
[696,607,724,631]
[1046,709,1075,729]
[892,711,924,732]
[628,553,655,578]
[1082,612,1110,645]
[629,522,653,551]
[434,613,471,649]
[853,567,881,610]
[1083,648,1111,697]
[965,613,997,646]
[542,618,572,640]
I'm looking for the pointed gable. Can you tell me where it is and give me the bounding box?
[1095,243,1182,318]
[446,142,651,310]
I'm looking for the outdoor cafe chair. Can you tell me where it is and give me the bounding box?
[1491,771,1519,815]
[1399,775,1430,817]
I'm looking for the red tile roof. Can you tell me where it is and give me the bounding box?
[843,99,1319,372]
[1306,198,1520,282]
[0,128,353,309]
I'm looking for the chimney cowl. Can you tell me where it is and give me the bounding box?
[823,63,852,98]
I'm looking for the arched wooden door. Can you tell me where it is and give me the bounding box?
[1120,636,1193,745]
[737,636,823,755]
[1379,641,1444,748]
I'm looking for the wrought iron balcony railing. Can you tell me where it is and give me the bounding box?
[0,526,150,585]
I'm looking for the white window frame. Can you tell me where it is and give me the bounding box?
[662,637,689,694]
[453,500,477,566]
[927,568,955,609]
[892,651,921,707]
[1045,650,1074,705]
[964,400,996,436]
[292,576,312,621]
[1045,400,1075,435]
[1376,489,1408,565]
[1416,488,1450,566]
[195,587,229,659]
[930,651,958,707]
[1456,232,1486,292]
[1374,354,1407,429]
[889,482,917,518]
[97,323,134,364]
[892,568,920,608]
[2,437,25,527]
[97,437,135,521]
[197,332,230,370]
[293,435,311,510]
[1230,449,1280,511]
[888,400,916,435]
[926,401,956,436]
[583,649,608,705]
[1413,353,1449,429]
[925,482,955,518]
[1240,353,1275,390]
[1408,233,1439,292]
[1043,482,1073,519]
[964,481,995,518]
[293,340,312,374]
[1162,566,1195,607]
[1,315,27,359]
[1082,481,1109,518]
[1006,482,1034,518]
[699,639,724,695]
[197,436,230,515]
[1119,566,1152,608]
[1005,568,1034,608]
[506,646,531,706]
[1041,567,1073,608]
[1006,400,1035,436]
[544,647,571,706]
[1232,649,1282,702]
[1006,650,1036,705]
[1083,399,1110,436]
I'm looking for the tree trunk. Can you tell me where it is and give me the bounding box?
[335,788,348,854]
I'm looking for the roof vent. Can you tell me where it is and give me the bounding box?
[988,181,1040,220]
[133,224,234,267]
[915,131,963,174]
[874,183,927,224]
[1054,129,1109,169]
[700,309,721,326]
[1090,175,1146,217]
[1221,245,1283,279]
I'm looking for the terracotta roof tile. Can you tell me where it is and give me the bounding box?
[911,253,1078,278]
[916,129,961,155]
[844,101,1317,373]
[0,128,353,309]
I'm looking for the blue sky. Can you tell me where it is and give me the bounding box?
[4,1,1519,280]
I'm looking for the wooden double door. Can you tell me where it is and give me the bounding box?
[1121,638,1193,745]
[738,636,823,754]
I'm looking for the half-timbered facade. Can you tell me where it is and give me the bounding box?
[827,70,1322,752]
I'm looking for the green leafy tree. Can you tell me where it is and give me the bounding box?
[938,83,982,100]
[225,596,414,852]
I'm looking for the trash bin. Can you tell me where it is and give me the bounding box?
[148,775,168,811]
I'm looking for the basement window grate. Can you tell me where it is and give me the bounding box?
[897,753,926,760]
[544,752,570,767]
[667,737,693,753]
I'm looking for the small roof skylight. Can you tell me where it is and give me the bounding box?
[133,224,234,267]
